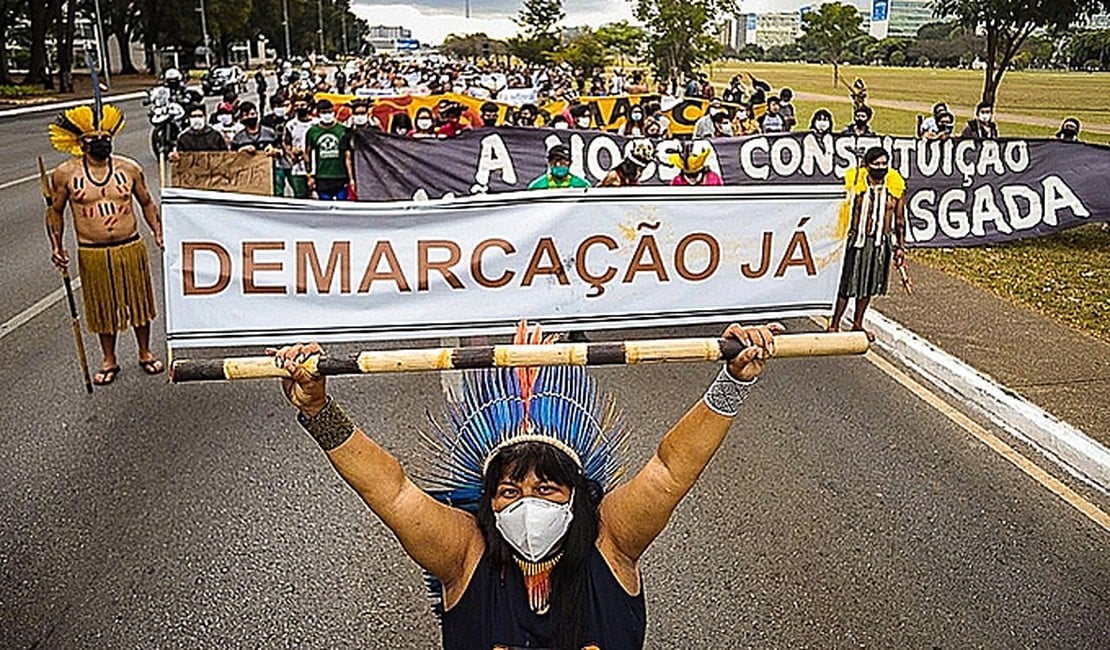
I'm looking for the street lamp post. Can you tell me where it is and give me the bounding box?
[282,0,292,58]
[197,0,212,68]
[317,0,325,55]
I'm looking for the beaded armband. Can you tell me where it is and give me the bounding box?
[296,397,356,450]
[702,367,757,417]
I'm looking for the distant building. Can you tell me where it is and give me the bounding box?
[367,24,414,51]
[869,0,939,40]
[742,12,802,50]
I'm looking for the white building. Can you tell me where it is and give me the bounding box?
[869,0,939,40]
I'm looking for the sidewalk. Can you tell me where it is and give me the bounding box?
[873,261,1110,446]
[0,73,156,110]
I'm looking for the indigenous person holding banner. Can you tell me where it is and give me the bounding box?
[829,147,907,339]
[269,321,780,649]
[597,141,654,188]
[669,145,723,187]
[45,104,165,385]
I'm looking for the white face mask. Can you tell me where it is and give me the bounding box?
[978,111,992,123]
[494,491,574,562]
[352,114,369,126]
[189,116,206,130]
[553,121,569,130]
[273,107,287,117]
[576,117,591,128]
[217,114,232,126]
[319,112,336,125]
[814,119,830,131]
[416,118,433,130]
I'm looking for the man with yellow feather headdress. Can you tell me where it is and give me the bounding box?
[45,103,164,385]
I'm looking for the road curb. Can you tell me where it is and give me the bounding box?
[0,91,147,118]
[866,309,1110,493]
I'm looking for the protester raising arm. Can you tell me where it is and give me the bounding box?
[269,342,483,591]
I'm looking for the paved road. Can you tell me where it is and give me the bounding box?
[0,102,1107,648]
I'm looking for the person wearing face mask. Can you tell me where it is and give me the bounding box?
[388,112,413,137]
[230,101,283,194]
[569,104,594,131]
[841,104,876,137]
[732,104,759,136]
[618,105,647,136]
[778,88,797,131]
[211,104,241,146]
[270,317,778,650]
[829,146,907,340]
[960,101,998,139]
[808,108,834,136]
[342,100,376,200]
[1056,117,1081,142]
[305,98,350,200]
[45,103,165,385]
[597,139,654,187]
[527,144,589,189]
[516,104,539,128]
[435,102,471,138]
[408,107,438,138]
[926,110,955,141]
[644,100,671,137]
[282,95,317,198]
[478,101,501,128]
[758,96,788,134]
[693,97,725,139]
[171,104,228,159]
[919,101,948,138]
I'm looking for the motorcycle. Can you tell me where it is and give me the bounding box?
[144,85,194,158]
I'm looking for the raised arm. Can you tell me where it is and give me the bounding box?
[599,323,780,562]
[270,342,482,586]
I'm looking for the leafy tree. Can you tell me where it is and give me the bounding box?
[799,1,865,85]
[0,0,27,84]
[595,20,644,66]
[735,43,765,61]
[507,0,563,65]
[442,33,506,61]
[864,37,911,66]
[553,28,610,73]
[632,0,736,88]
[1064,30,1110,70]
[933,0,1110,104]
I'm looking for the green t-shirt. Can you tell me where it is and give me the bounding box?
[306,123,348,179]
[527,172,590,190]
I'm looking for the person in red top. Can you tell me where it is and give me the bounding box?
[435,102,471,138]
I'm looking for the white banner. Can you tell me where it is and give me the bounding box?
[496,87,539,106]
[162,186,848,349]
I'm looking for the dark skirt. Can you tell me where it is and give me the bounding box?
[838,234,892,298]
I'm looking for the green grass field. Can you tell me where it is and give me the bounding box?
[711,62,1110,135]
[707,62,1110,341]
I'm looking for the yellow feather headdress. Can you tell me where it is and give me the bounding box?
[48,104,125,156]
[668,147,711,174]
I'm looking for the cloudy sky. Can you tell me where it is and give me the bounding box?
[351,1,843,45]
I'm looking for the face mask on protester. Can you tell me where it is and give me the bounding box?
[868,165,888,181]
[416,118,433,130]
[630,111,643,121]
[550,164,570,178]
[576,117,591,129]
[553,121,569,130]
[242,116,258,129]
[189,116,206,130]
[814,119,830,132]
[296,107,310,119]
[494,492,574,562]
[217,114,233,126]
[319,112,336,125]
[85,137,112,160]
[273,106,287,118]
[482,116,498,127]
[352,114,369,126]
[978,111,992,123]
[855,115,869,127]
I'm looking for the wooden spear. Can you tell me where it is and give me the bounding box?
[39,156,94,394]
[169,331,869,383]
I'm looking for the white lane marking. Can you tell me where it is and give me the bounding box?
[0,278,81,341]
[0,91,146,118]
[0,173,38,191]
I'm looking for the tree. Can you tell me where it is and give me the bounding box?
[933,0,1110,104]
[24,0,60,87]
[553,28,610,74]
[595,20,645,67]
[632,0,736,89]
[735,43,765,61]
[507,0,563,65]
[0,0,27,85]
[1064,30,1110,70]
[799,1,865,86]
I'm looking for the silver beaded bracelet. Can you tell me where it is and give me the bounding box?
[702,367,757,417]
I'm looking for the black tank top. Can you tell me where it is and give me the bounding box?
[441,546,646,649]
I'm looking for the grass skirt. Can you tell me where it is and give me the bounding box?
[838,234,892,298]
[77,237,157,334]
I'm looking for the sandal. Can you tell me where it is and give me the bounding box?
[138,358,165,375]
[94,366,120,385]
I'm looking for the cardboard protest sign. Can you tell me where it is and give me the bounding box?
[170,152,273,196]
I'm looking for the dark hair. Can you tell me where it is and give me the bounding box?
[569,104,590,119]
[780,87,793,101]
[547,143,571,161]
[976,101,993,112]
[187,102,206,115]
[809,108,834,131]
[315,98,334,112]
[389,112,412,134]
[767,95,780,106]
[932,101,947,115]
[480,101,499,114]
[236,101,257,116]
[854,104,873,119]
[864,146,888,165]
[477,441,601,650]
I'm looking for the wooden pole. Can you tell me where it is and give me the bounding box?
[170,332,869,383]
[39,156,94,394]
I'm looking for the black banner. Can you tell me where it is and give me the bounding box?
[353,128,1110,247]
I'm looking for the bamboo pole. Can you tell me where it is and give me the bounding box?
[170,332,869,383]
